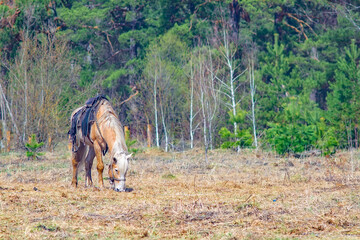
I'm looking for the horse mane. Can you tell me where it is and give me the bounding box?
[98,100,128,153]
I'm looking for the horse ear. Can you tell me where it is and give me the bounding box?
[126,153,133,159]
[113,157,117,163]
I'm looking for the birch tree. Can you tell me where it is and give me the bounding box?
[248,51,258,148]
[143,30,188,151]
[187,54,201,149]
[2,33,79,146]
[144,44,161,148]
[215,29,246,151]
[193,46,220,161]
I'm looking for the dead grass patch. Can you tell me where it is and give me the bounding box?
[0,146,360,239]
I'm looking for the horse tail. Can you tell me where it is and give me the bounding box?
[68,106,85,152]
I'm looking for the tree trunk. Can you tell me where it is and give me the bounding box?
[6,130,10,152]
[200,90,208,164]
[249,56,258,148]
[147,124,152,147]
[160,103,168,152]
[190,60,195,149]
[0,82,19,137]
[153,74,160,147]
[0,96,6,152]
[229,65,239,151]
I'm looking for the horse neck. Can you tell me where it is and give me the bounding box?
[100,120,127,155]
[109,137,127,156]
[97,103,127,156]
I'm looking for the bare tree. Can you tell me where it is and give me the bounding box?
[187,55,201,149]
[214,29,246,152]
[154,72,160,148]
[248,51,258,148]
[206,48,220,150]
[144,45,161,148]
[2,33,79,146]
[143,34,188,151]
[193,46,220,162]
[331,1,360,31]
[0,81,20,147]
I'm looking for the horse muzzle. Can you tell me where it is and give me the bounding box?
[115,187,126,192]
[112,178,126,192]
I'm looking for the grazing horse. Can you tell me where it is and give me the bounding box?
[69,96,131,192]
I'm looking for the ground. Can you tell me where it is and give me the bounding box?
[0,144,360,239]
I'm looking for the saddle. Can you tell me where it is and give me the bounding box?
[68,95,109,153]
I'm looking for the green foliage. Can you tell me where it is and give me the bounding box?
[219,127,253,149]
[257,33,300,127]
[266,97,315,155]
[266,122,316,155]
[326,39,360,147]
[162,173,176,179]
[315,118,338,156]
[102,69,127,89]
[265,96,338,155]
[219,108,253,150]
[1,0,360,154]
[124,128,140,156]
[25,134,45,160]
[78,66,95,87]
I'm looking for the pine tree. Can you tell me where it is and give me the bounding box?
[327,39,360,148]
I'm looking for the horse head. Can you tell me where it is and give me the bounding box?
[108,152,132,192]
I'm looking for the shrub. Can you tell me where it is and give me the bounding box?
[25,134,44,160]
[265,96,338,155]
[219,108,253,150]
[124,127,140,156]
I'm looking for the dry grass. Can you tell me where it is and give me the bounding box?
[1,144,360,239]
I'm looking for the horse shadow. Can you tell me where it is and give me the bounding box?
[125,188,133,192]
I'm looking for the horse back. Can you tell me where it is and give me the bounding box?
[68,95,109,152]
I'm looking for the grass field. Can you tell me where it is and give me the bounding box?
[1,144,360,239]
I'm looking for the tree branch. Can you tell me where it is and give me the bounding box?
[119,86,139,106]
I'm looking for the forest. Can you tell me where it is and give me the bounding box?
[1,0,360,155]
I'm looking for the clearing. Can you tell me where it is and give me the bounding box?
[0,144,360,239]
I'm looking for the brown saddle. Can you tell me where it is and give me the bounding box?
[68,95,109,153]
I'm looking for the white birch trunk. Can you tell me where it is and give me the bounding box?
[223,30,239,152]
[20,38,28,144]
[0,82,19,136]
[0,91,6,149]
[249,57,258,148]
[207,49,218,150]
[189,59,195,149]
[229,65,238,141]
[23,78,27,143]
[154,74,160,148]
[200,89,208,163]
[208,118,213,150]
[160,103,168,152]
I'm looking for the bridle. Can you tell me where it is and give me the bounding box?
[109,159,126,183]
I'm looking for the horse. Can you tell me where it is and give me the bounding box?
[69,96,131,192]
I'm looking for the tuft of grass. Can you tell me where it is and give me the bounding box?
[290,173,309,183]
[206,163,216,170]
[234,202,260,212]
[35,223,60,232]
[162,173,176,179]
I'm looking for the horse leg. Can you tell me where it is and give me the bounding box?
[85,147,95,188]
[93,140,105,189]
[71,143,85,187]
[71,152,79,187]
